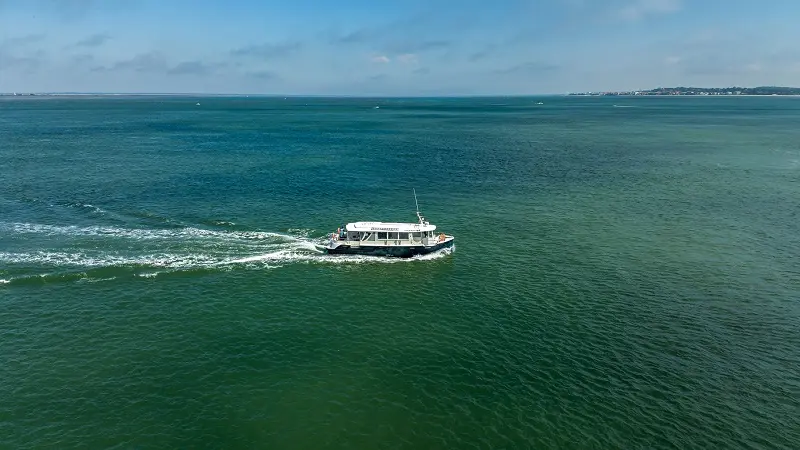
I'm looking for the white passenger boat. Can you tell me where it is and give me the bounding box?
[325,191,454,258]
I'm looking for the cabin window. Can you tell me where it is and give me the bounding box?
[377,232,387,240]
[411,232,421,239]
[388,232,399,240]
[399,232,409,240]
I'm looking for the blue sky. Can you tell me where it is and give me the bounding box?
[1,0,799,95]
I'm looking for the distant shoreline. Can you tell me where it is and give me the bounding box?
[569,94,800,97]
[569,94,800,98]
[568,86,800,97]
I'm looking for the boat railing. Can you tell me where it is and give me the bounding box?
[369,239,407,246]
[337,233,435,247]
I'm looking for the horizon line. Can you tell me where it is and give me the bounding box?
[2,85,797,98]
[0,92,571,99]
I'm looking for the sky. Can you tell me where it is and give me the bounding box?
[1,0,799,95]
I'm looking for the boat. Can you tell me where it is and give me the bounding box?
[325,190,455,258]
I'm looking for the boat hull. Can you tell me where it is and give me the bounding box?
[326,238,454,258]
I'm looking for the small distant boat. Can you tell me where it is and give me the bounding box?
[374,106,380,109]
[325,190,454,258]
[196,102,200,106]
[536,102,544,105]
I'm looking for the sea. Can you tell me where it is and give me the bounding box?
[1,95,798,449]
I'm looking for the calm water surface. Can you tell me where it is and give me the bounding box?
[1,96,799,448]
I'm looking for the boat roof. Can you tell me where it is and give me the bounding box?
[346,221,436,232]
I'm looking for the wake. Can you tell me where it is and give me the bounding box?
[0,221,454,284]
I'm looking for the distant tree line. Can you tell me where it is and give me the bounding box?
[569,86,800,96]
[648,86,800,95]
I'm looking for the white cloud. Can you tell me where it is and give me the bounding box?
[664,55,681,65]
[618,0,682,21]
[371,55,390,63]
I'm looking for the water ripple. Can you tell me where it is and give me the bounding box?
[2,96,799,449]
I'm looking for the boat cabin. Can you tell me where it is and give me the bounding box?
[335,221,444,247]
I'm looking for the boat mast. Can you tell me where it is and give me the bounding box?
[413,189,425,224]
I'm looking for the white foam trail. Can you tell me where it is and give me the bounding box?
[1,222,293,242]
[0,251,225,268]
[1,222,454,274]
[225,251,288,264]
[220,242,453,266]
[286,228,315,238]
[0,279,10,284]
[0,248,454,276]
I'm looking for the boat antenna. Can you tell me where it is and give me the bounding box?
[413,189,425,224]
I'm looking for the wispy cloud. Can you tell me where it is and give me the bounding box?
[230,41,302,59]
[93,52,167,72]
[652,27,796,76]
[332,28,378,45]
[328,14,424,46]
[0,44,45,73]
[91,54,224,76]
[75,33,111,47]
[329,24,450,54]
[496,61,559,74]
[2,33,46,47]
[469,44,497,62]
[662,51,760,77]
[371,55,390,64]
[167,61,223,76]
[0,53,42,71]
[71,53,95,64]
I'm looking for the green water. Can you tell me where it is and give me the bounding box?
[1,96,799,448]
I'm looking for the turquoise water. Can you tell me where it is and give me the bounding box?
[1,96,799,448]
